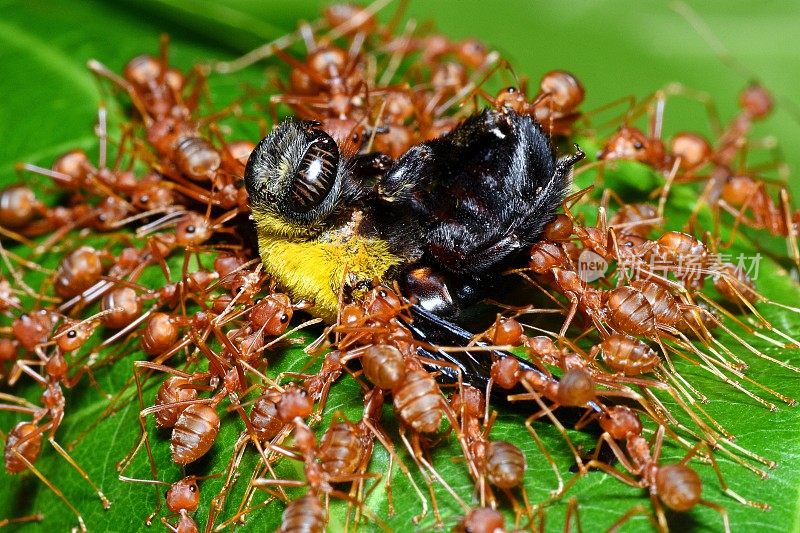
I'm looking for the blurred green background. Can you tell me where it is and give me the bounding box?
[1,1,800,532]
[3,1,800,184]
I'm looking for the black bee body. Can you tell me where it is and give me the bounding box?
[377,109,582,318]
[245,108,583,387]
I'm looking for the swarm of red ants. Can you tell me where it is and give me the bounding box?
[2,2,799,532]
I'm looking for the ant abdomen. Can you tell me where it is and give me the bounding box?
[250,393,285,441]
[656,231,708,263]
[279,494,325,533]
[174,137,221,181]
[393,368,442,434]
[600,334,660,376]
[155,377,199,428]
[318,420,361,476]
[12,311,56,352]
[141,312,179,356]
[539,70,585,111]
[670,132,711,170]
[4,422,42,474]
[55,247,105,299]
[556,368,596,407]
[486,440,526,489]
[362,344,405,390]
[713,263,758,305]
[607,286,656,336]
[487,317,524,346]
[171,404,220,465]
[655,463,702,512]
[100,287,142,329]
[630,280,681,328]
[0,185,40,229]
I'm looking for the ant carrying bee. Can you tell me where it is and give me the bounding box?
[244,106,584,389]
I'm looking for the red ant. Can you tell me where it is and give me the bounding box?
[562,421,767,532]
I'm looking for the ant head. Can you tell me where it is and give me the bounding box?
[457,507,505,533]
[599,405,642,440]
[165,476,200,513]
[176,213,213,247]
[450,385,485,419]
[250,293,293,337]
[277,386,314,423]
[598,126,650,162]
[495,87,527,114]
[739,83,773,120]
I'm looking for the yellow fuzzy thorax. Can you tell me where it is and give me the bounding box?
[254,213,401,323]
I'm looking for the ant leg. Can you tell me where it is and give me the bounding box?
[11,449,87,532]
[398,429,442,527]
[558,294,580,338]
[522,412,565,495]
[780,188,800,273]
[649,494,670,533]
[511,388,584,479]
[410,432,469,513]
[363,419,428,523]
[48,437,111,509]
[657,159,681,220]
[116,364,164,523]
[0,514,44,527]
[685,442,770,510]
[697,499,731,533]
[563,496,582,533]
[206,432,251,531]
[606,505,656,533]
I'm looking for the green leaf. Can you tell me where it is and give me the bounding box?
[2,1,800,532]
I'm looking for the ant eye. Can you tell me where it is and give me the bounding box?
[633,141,644,150]
[351,133,359,142]
[67,330,77,338]
[186,225,196,234]
[288,129,339,212]
[378,290,387,298]
[189,484,197,492]
[139,194,149,203]
[280,313,289,323]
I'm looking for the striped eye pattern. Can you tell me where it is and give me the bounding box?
[288,129,339,212]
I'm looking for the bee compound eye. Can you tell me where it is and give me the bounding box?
[288,129,339,212]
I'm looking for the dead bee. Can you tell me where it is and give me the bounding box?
[245,108,583,321]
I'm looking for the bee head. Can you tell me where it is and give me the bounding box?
[245,119,343,239]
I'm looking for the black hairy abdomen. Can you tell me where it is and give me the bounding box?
[379,109,567,275]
